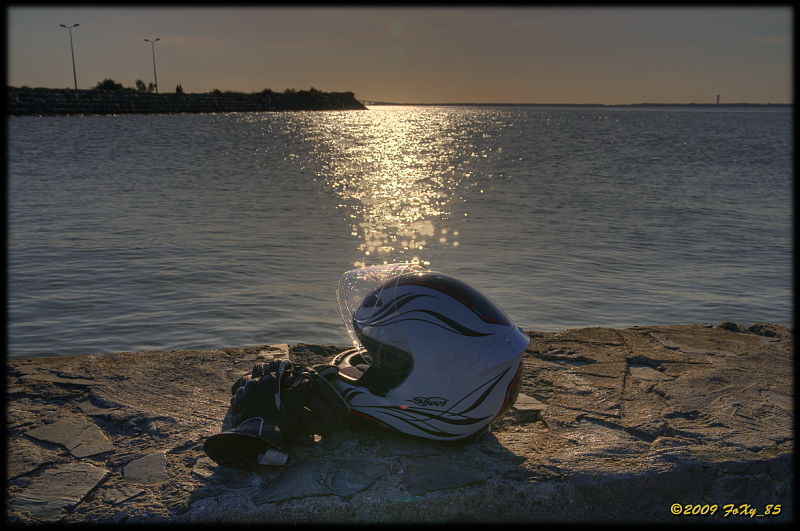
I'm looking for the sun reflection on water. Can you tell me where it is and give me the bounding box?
[304,106,491,268]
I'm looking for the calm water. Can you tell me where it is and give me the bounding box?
[7,105,793,358]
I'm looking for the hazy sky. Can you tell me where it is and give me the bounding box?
[6,6,793,104]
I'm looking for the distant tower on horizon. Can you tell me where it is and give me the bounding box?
[716,94,720,104]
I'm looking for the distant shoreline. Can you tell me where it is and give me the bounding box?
[8,86,790,117]
[365,101,792,108]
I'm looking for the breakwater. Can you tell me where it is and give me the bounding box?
[6,323,794,524]
[6,87,368,116]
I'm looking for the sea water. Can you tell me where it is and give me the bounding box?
[7,105,793,358]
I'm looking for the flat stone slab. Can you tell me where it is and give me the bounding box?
[26,417,114,458]
[403,457,487,495]
[124,451,168,484]
[254,459,388,504]
[9,462,109,523]
[5,324,794,524]
[19,373,98,386]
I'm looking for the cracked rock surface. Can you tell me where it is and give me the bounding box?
[5,324,793,524]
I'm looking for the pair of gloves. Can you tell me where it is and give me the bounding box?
[203,359,350,469]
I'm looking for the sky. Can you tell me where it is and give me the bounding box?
[6,5,794,105]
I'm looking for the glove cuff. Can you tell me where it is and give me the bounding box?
[204,417,289,469]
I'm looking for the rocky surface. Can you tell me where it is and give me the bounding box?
[5,323,793,524]
[6,87,368,116]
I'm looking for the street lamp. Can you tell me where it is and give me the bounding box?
[144,38,160,93]
[60,24,79,90]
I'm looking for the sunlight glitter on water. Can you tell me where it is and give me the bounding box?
[301,107,485,267]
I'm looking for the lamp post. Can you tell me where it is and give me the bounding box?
[144,38,160,93]
[60,24,79,90]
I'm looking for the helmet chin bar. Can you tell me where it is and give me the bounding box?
[332,348,370,381]
[352,326,414,397]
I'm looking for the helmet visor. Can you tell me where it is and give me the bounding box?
[337,262,427,349]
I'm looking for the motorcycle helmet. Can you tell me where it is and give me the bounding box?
[332,263,529,441]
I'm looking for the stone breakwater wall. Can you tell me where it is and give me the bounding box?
[6,87,368,116]
[6,323,794,524]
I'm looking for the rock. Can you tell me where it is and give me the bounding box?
[5,324,794,524]
[253,459,387,504]
[26,417,114,458]
[124,451,168,484]
[403,457,487,495]
[9,462,109,523]
[748,322,793,338]
[717,321,748,333]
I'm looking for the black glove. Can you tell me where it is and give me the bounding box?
[202,416,289,469]
[229,359,294,429]
[230,360,350,441]
[204,359,350,469]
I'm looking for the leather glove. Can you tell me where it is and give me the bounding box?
[204,359,350,468]
[203,416,289,469]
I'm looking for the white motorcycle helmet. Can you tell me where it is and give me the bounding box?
[332,263,529,441]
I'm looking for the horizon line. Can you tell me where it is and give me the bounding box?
[363,101,793,107]
[6,86,791,107]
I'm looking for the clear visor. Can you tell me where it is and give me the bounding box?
[336,262,428,349]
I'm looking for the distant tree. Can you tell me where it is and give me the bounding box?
[135,80,147,92]
[222,90,249,101]
[148,82,156,93]
[93,79,124,90]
